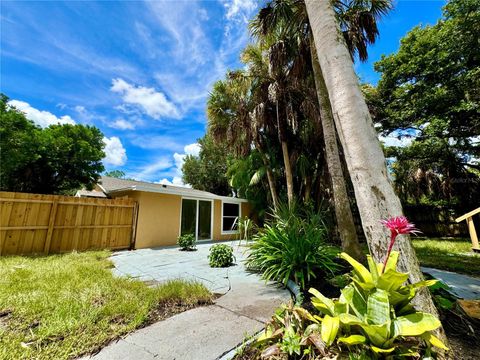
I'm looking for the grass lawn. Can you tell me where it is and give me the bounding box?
[412,237,480,277]
[0,251,212,360]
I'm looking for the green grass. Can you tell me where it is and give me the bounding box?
[0,251,212,360]
[412,238,480,277]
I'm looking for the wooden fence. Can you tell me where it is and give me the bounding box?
[0,191,138,256]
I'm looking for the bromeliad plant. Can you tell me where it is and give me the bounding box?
[307,251,448,358]
[380,216,421,273]
[255,217,448,359]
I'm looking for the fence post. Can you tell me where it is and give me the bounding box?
[129,202,139,250]
[44,200,58,254]
[466,216,480,253]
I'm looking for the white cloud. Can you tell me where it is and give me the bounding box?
[127,142,200,184]
[8,99,76,128]
[184,143,201,157]
[379,129,420,148]
[103,136,127,166]
[379,134,414,147]
[167,142,201,185]
[109,119,135,130]
[146,0,256,114]
[158,176,189,187]
[133,157,173,180]
[111,78,179,120]
[223,0,256,20]
[147,142,201,186]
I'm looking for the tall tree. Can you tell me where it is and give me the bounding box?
[304,0,441,325]
[251,0,392,260]
[182,135,232,196]
[371,0,480,211]
[104,170,126,179]
[207,73,281,207]
[0,95,105,194]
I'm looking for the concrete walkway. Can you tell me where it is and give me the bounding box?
[421,267,480,299]
[82,241,290,360]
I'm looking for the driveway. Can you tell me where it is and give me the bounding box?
[83,241,291,360]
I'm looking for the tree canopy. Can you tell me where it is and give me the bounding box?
[0,94,105,194]
[370,0,480,208]
[182,135,232,196]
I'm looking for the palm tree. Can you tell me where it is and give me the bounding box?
[207,72,281,209]
[304,0,444,337]
[251,0,393,260]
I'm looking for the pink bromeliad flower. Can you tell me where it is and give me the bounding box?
[381,216,420,273]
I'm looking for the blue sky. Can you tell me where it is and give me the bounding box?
[1,0,445,185]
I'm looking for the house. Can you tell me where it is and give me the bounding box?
[78,176,251,248]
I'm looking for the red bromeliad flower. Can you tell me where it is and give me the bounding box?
[381,216,420,273]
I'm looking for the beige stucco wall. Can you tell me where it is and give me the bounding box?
[111,190,252,248]
[111,191,181,248]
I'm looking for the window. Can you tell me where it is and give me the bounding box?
[222,202,240,233]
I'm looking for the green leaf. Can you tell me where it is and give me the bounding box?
[422,332,449,351]
[249,169,264,185]
[341,284,367,319]
[367,288,390,325]
[384,251,399,272]
[407,279,438,290]
[359,323,390,347]
[320,315,339,346]
[371,345,395,354]
[367,255,379,283]
[338,335,366,345]
[309,288,335,316]
[339,313,362,325]
[393,313,441,337]
[377,269,409,291]
[340,253,373,284]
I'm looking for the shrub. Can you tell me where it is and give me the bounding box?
[254,252,448,359]
[177,233,196,251]
[238,216,257,243]
[245,203,340,290]
[252,216,448,358]
[208,244,235,267]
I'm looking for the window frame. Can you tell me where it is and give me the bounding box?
[178,197,214,241]
[221,201,241,235]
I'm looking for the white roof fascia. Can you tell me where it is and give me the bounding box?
[97,183,107,193]
[107,185,248,203]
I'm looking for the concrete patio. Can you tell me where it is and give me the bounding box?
[82,241,291,360]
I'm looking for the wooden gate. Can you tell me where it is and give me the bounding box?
[0,191,138,255]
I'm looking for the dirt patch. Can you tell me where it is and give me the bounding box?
[0,309,13,330]
[442,307,480,360]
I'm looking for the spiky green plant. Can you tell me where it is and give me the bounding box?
[245,203,340,290]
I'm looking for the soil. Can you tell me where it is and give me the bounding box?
[441,307,480,360]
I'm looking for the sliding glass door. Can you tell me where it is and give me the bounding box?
[180,199,197,236]
[180,199,212,241]
[197,200,212,240]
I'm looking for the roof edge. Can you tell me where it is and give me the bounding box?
[108,185,248,203]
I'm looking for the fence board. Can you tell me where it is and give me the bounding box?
[0,191,137,256]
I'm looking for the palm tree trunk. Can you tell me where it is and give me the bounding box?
[305,0,443,326]
[281,141,294,207]
[265,166,280,211]
[310,40,365,262]
[257,145,280,210]
[276,100,295,207]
